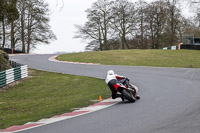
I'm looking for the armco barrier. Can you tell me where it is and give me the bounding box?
[181,44,200,50]
[3,48,24,54]
[163,44,200,50]
[0,65,28,88]
[163,45,178,50]
[9,60,23,68]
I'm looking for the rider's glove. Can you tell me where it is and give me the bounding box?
[126,77,129,81]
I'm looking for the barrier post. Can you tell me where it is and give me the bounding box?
[178,42,183,50]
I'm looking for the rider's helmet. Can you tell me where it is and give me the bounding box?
[107,70,114,75]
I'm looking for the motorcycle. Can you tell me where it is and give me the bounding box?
[116,81,140,102]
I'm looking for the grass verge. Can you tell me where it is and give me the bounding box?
[0,69,109,129]
[57,49,200,68]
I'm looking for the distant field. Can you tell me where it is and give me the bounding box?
[57,50,200,68]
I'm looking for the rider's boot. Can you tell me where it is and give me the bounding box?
[135,95,140,100]
[120,96,125,101]
[116,94,121,98]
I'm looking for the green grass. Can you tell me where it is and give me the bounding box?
[0,69,109,129]
[57,49,200,68]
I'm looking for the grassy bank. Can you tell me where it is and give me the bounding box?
[57,50,200,68]
[0,69,109,129]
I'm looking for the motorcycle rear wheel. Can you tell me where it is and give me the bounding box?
[121,89,135,102]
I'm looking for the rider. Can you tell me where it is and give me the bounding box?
[105,70,131,100]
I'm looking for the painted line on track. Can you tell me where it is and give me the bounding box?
[0,98,121,133]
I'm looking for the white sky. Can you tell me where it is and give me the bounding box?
[33,0,195,54]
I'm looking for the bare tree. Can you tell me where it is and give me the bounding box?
[0,0,6,48]
[74,0,196,51]
[0,0,56,53]
[0,0,19,48]
[145,1,169,48]
[75,0,112,51]
[190,0,200,28]
[24,0,56,53]
[7,0,19,50]
[110,0,137,49]
[135,0,148,49]
[165,0,182,46]
[16,0,26,52]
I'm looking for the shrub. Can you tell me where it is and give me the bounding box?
[0,48,11,71]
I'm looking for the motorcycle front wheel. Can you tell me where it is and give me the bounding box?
[121,89,135,102]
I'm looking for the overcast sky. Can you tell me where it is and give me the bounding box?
[33,0,194,54]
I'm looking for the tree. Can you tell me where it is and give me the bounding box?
[0,0,56,53]
[145,1,168,49]
[185,0,200,38]
[135,0,148,49]
[0,0,7,48]
[75,0,112,51]
[7,0,19,50]
[16,0,26,52]
[165,0,182,46]
[74,0,196,51]
[0,0,19,48]
[26,0,55,53]
[190,0,200,28]
[110,0,137,49]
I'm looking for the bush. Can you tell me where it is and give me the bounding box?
[0,48,11,71]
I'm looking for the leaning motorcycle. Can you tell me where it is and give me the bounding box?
[116,82,140,102]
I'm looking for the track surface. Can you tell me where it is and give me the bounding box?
[10,54,200,133]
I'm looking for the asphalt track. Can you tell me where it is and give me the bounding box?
[10,54,200,133]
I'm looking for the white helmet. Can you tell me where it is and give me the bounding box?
[107,70,114,75]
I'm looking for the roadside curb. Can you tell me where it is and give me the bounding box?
[0,98,121,133]
[48,55,100,65]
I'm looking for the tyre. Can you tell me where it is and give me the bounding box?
[121,89,136,102]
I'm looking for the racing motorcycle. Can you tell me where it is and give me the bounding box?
[116,81,140,102]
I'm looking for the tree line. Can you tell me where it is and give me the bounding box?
[75,0,200,51]
[0,0,56,53]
